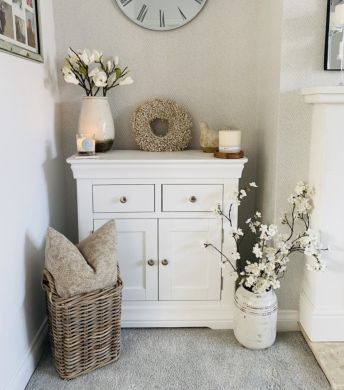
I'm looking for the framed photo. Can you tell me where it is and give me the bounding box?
[0,0,43,62]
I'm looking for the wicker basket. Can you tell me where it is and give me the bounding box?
[42,269,123,380]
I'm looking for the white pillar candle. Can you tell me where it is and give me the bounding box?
[219,130,242,153]
[334,4,344,26]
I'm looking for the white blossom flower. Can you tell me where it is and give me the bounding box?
[92,49,102,62]
[80,49,93,65]
[213,204,222,217]
[229,227,244,240]
[62,64,72,75]
[255,211,262,218]
[239,189,247,199]
[271,280,280,289]
[93,71,108,87]
[295,181,307,195]
[64,72,79,85]
[252,244,263,258]
[229,191,241,206]
[114,56,119,66]
[265,247,277,261]
[250,182,258,188]
[229,251,241,262]
[119,76,134,86]
[88,65,101,78]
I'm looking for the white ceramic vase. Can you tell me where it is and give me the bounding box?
[78,97,115,153]
[234,285,278,350]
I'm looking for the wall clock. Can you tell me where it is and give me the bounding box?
[114,0,207,31]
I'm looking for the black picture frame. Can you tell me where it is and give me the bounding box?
[324,0,343,71]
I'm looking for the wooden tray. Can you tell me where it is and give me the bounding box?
[214,150,244,159]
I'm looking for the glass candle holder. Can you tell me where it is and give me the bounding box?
[76,133,96,155]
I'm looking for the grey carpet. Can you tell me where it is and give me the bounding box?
[26,329,330,390]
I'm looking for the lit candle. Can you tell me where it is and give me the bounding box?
[219,130,242,153]
[76,133,95,155]
[334,4,344,26]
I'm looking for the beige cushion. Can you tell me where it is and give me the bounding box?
[45,220,118,298]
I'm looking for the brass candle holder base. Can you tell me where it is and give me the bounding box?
[214,150,244,159]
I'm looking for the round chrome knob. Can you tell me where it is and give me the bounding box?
[147,259,155,266]
[161,259,169,266]
[189,196,197,203]
[120,196,127,204]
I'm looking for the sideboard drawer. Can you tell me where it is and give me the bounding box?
[162,184,223,212]
[93,185,155,213]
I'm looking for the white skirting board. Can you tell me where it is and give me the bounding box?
[300,292,344,342]
[121,310,299,332]
[5,318,48,390]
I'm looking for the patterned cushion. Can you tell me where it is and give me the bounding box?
[45,220,117,298]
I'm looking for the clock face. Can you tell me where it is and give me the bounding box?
[115,0,207,31]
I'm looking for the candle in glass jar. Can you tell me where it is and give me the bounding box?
[219,130,242,153]
[76,133,95,155]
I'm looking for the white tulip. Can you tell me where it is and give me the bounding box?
[80,49,93,65]
[119,76,134,86]
[64,73,79,85]
[88,65,100,78]
[107,60,113,72]
[62,64,72,75]
[92,49,102,62]
[114,56,119,66]
[93,71,108,87]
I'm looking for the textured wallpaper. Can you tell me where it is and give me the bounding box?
[53,0,261,242]
[53,0,338,310]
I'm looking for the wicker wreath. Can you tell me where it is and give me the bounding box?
[132,98,193,152]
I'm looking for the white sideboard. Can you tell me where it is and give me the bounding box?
[67,150,247,329]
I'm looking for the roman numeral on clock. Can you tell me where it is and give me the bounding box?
[120,0,133,6]
[137,4,148,22]
[194,0,203,4]
[178,7,187,21]
[160,10,165,28]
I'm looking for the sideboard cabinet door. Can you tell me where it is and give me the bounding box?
[94,219,158,301]
[158,219,222,301]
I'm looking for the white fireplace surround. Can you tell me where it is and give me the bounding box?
[300,86,344,342]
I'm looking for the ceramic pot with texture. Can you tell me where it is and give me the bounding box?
[234,285,278,350]
[78,97,115,152]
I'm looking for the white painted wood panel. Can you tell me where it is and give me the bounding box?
[67,150,248,328]
[159,219,222,301]
[162,184,223,212]
[94,219,158,301]
[93,184,155,213]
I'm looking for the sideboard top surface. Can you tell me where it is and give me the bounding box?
[67,150,248,179]
[67,150,248,164]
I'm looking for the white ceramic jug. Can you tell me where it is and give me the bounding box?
[234,285,278,350]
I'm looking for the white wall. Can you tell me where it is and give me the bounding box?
[53,0,261,242]
[0,1,65,389]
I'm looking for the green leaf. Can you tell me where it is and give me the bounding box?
[79,66,87,75]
